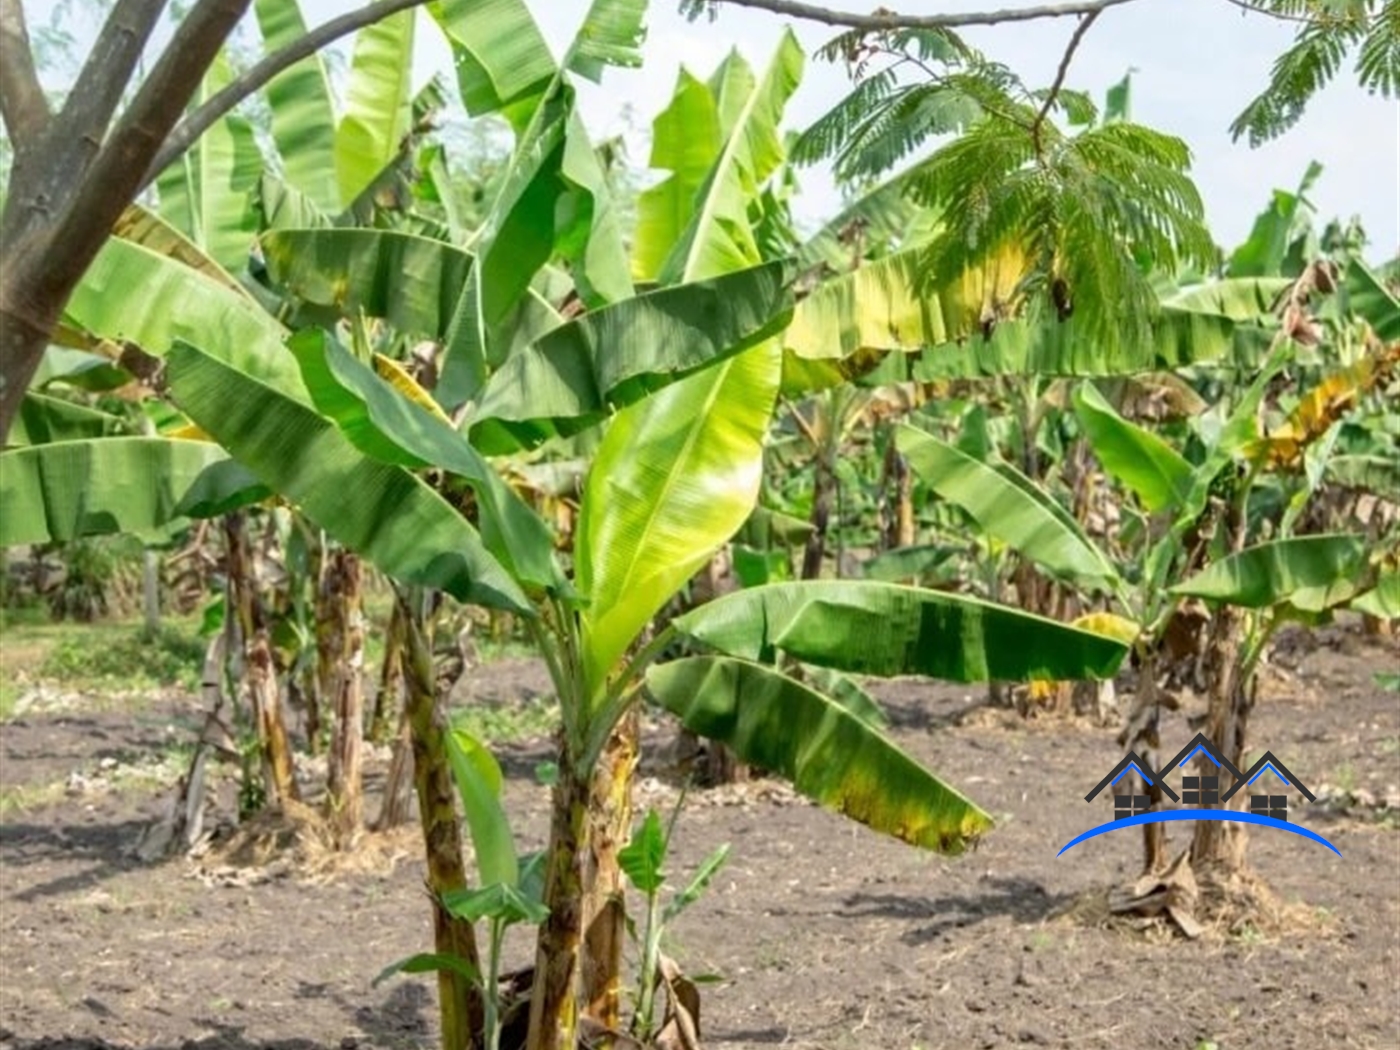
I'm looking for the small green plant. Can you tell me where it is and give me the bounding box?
[376,726,548,1050]
[619,800,730,1044]
[40,624,203,690]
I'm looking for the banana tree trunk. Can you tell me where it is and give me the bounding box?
[581,707,640,1032]
[802,446,835,581]
[402,597,484,1050]
[879,437,914,551]
[224,513,299,808]
[1122,648,1169,874]
[322,547,366,849]
[527,745,591,1050]
[370,598,407,743]
[1189,603,1253,873]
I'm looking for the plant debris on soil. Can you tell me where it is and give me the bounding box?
[1,630,1397,1050]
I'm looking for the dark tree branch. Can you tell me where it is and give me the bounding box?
[38,0,253,301]
[710,0,1145,30]
[0,0,49,147]
[1031,8,1101,154]
[145,0,434,183]
[57,0,169,173]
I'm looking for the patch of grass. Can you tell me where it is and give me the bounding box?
[0,781,68,817]
[452,695,559,746]
[1333,762,1357,793]
[40,624,204,691]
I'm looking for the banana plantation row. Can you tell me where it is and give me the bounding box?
[1,2,1396,1050]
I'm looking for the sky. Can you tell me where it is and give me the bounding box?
[403,0,1400,257]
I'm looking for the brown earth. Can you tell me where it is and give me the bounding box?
[1,632,1398,1050]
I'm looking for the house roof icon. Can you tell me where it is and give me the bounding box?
[1221,750,1317,803]
[1085,750,1181,804]
[1155,731,1244,783]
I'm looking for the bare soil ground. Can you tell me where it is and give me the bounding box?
[1,630,1397,1050]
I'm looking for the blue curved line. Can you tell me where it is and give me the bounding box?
[1057,810,1342,858]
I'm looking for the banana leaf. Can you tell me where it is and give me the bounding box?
[667,580,1128,682]
[166,342,531,614]
[290,330,563,594]
[1171,534,1370,612]
[430,0,559,132]
[445,727,519,889]
[63,236,305,400]
[1350,569,1400,621]
[112,203,251,296]
[646,656,992,853]
[468,259,792,454]
[896,424,1118,592]
[11,394,127,447]
[1342,259,1400,342]
[334,9,415,206]
[1073,383,1193,513]
[577,339,782,696]
[0,437,228,546]
[656,34,804,285]
[262,228,472,341]
[795,167,930,273]
[254,0,339,213]
[631,67,724,282]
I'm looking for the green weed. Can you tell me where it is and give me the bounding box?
[40,625,204,690]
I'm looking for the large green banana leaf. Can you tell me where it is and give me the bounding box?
[576,339,783,697]
[254,0,339,214]
[435,0,642,406]
[1350,568,1399,621]
[1170,534,1371,612]
[1073,383,1193,513]
[262,228,472,340]
[631,68,724,282]
[430,0,557,132]
[113,204,251,296]
[155,51,262,271]
[468,260,793,454]
[166,342,531,614]
[655,34,804,285]
[0,437,228,546]
[11,394,127,447]
[334,9,415,206]
[63,236,304,400]
[253,173,334,231]
[647,656,992,852]
[290,330,563,594]
[668,580,1128,682]
[1226,162,1320,278]
[896,424,1118,592]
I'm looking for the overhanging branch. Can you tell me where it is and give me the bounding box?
[1031,8,1101,153]
[58,0,169,171]
[39,0,253,300]
[144,0,434,183]
[709,0,1145,29]
[0,0,49,147]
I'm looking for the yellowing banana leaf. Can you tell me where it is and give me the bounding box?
[63,236,305,401]
[0,437,228,546]
[468,259,792,454]
[334,9,415,206]
[1073,383,1193,512]
[576,340,782,697]
[11,394,127,447]
[291,330,563,594]
[668,580,1128,682]
[254,0,339,214]
[646,656,992,853]
[1170,534,1370,612]
[897,424,1118,592]
[166,342,531,614]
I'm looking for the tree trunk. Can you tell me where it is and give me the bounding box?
[402,598,484,1050]
[224,513,299,808]
[1121,649,1169,874]
[374,714,416,830]
[801,447,835,581]
[879,437,915,551]
[1189,603,1253,873]
[370,598,406,743]
[581,708,639,1033]
[322,548,366,849]
[527,742,591,1050]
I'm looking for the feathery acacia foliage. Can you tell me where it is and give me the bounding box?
[1232,0,1398,145]
[795,25,1217,351]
